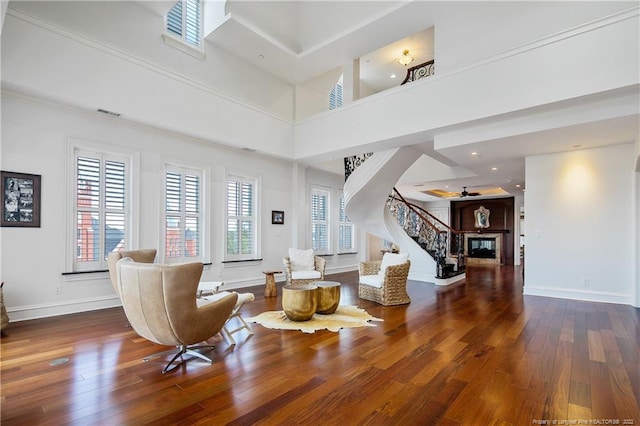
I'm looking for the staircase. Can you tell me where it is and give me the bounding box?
[344,147,466,285]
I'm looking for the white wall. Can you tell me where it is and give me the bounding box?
[524,143,637,306]
[294,6,638,161]
[295,67,343,121]
[434,1,634,73]
[2,4,295,158]
[0,94,299,321]
[6,1,295,119]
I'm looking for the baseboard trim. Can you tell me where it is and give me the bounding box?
[434,273,467,287]
[6,266,362,322]
[7,295,122,322]
[523,286,633,306]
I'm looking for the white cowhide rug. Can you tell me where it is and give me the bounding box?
[247,305,383,333]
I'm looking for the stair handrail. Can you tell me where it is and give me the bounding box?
[391,188,463,236]
[390,188,445,234]
[389,188,466,274]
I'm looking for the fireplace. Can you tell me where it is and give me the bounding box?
[464,233,502,265]
[468,237,496,259]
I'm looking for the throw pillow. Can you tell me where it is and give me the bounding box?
[378,252,409,278]
[289,248,315,271]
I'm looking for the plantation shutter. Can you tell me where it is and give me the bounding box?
[311,189,329,252]
[75,154,127,269]
[339,194,354,252]
[164,169,201,260]
[166,0,201,47]
[226,176,255,259]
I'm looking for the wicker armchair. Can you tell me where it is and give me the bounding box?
[358,259,411,306]
[282,255,326,286]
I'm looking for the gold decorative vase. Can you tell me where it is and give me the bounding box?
[282,284,318,321]
[315,281,341,314]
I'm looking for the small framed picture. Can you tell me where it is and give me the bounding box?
[271,210,284,225]
[1,171,41,228]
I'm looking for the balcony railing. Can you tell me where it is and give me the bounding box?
[401,60,435,85]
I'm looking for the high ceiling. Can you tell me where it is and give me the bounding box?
[199,0,637,202]
[6,1,639,203]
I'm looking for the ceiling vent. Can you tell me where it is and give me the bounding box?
[97,108,121,117]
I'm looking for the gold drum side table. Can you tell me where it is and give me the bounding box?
[314,281,341,314]
[282,284,318,321]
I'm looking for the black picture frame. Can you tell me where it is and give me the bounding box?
[271,210,284,225]
[1,171,41,228]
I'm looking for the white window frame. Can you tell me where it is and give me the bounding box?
[338,190,355,253]
[66,142,137,273]
[311,186,331,255]
[162,164,205,264]
[224,173,260,262]
[163,0,205,59]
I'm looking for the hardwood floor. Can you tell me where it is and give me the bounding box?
[1,266,639,425]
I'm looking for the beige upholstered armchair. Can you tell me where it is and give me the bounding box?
[358,253,411,306]
[107,248,157,297]
[283,248,326,286]
[115,258,237,373]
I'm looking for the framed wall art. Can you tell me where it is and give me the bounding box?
[271,210,284,225]
[1,171,41,227]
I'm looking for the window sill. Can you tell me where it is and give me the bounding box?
[162,33,205,60]
[338,252,358,255]
[222,259,263,264]
[317,253,334,257]
[62,269,108,276]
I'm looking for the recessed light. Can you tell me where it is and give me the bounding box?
[258,54,264,59]
[491,167,498,171]
[390,74,397,79]
[471,152,477,156]
[516,184,521,188]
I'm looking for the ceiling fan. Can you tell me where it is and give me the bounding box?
[459,186,481,197]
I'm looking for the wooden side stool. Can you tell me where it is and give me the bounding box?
[262,270,281,298]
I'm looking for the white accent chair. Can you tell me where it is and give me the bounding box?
[283,248,326,286]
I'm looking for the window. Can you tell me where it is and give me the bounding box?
[339,191,355,252]
[164,166,202,263]
[329,74,343,110]
[311,187,330,254]
[74,150,129,271]
[226,175,258,261]
[166,0,202,48]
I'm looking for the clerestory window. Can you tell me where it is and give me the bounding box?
[329,74,343,110]
[166,0,202,50]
